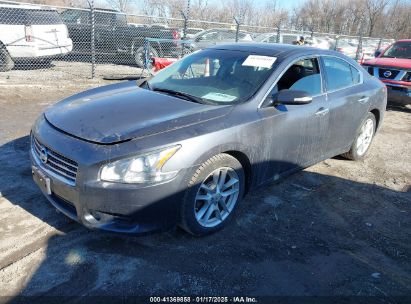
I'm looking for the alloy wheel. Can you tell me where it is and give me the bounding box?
[194,167,240,228]
[356,118,374,156]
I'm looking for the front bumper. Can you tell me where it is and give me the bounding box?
[385,84,411,105]
[30,118,188,234]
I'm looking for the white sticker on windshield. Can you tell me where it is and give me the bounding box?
[202,92,237,102]
[242,55,277,68]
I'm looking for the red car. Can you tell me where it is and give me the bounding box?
[362,39,411,105]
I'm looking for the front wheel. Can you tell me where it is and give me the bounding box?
[180,154,245,236]
[342,112,376,160]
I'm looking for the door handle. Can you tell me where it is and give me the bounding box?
[358,96,370,104]
[315,107,329,116]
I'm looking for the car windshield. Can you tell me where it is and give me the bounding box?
[381,41,411,59]
[147,49,277,105]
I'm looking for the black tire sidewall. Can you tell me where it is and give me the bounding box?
[350,112,376,160]
[0,47,14,72]
[180,154,245,236]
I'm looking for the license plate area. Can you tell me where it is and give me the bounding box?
[32,165,52,195]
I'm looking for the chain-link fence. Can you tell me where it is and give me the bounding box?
[0,0,395,83]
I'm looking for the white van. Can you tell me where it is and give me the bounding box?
[0,4,73,71]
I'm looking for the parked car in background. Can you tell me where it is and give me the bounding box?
[185,28,253,51]
[60,8,181,67]
[305,37,332,50]
[253,32,300,45]
[363,39,411,105]
[31,43,386,236]
[0,4,72,72]
[184,27,205,38]
[331,39,358,59]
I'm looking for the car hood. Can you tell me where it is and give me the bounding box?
[364,57,411,69]
[45,81,231,144]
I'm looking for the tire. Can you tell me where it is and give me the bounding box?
[134,46,159,68]
[0,46,14,72]
[180,153,245,236]
[342,112,376,160]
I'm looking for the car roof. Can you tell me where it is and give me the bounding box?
[207,42,339,58]
[396,39,411,42]
[0,4,54,10]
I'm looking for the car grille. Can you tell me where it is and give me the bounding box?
[366,66,374,76]
[32,136,78,184]
[378,68,400,79]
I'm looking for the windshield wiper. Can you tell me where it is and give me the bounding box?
[152,87,204,104]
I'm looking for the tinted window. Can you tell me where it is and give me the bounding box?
[61,10,90,24]
[95,12,113,26]
[0,8,62,25]
[323,57,358,91]
[276,58,322,96]
[381,41,411,59]
[282,35,297,44]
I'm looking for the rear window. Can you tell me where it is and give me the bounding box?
[0,7,62,25]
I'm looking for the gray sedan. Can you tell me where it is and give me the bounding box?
[30,43,387,236]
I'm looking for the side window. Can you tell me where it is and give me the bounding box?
[282,35,297,45]
[268,35,277,43]
[199,32,219,41]
[95,12,112,26]
[221,31,237,40]
[275,58,322,96]
[0,8,27,24]
[350,66,361,84]
[323,57,360,91]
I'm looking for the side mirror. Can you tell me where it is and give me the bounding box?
[374,50,382,57]
[273,89,312,105]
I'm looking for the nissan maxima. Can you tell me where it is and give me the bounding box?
[31,43,387,236]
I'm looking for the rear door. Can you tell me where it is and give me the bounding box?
[320,56,370,156]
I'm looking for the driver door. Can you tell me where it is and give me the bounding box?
[258,57,330,181]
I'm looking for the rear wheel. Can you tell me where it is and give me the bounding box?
[342,112,376,160]
[180,154,245,236]
[0,47,14,72]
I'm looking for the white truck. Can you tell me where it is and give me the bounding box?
[0,4,73,71]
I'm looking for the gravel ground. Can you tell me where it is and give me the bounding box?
[0,72,410,303]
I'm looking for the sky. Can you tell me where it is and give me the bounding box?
[206,0,307,11]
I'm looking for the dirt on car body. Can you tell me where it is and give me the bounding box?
[0,83,410,300]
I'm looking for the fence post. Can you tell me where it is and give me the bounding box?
[181,11,188,40]
[355,19,364,61]
[234,17,240,42]
[276,25,281,43]
[334,35,340,51]
[90,0,96,79]
[182,0,190,39]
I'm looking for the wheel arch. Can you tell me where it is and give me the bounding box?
[222,150,252,195]
[370,108,380,130]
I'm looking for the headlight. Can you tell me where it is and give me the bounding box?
[100,145,181,184]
